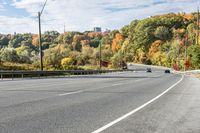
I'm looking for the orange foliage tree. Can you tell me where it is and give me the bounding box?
[88,32,103,39]
[178,12,194,21]
[112,33,123,53]
[32,34,39,46]
[80,40,90,48]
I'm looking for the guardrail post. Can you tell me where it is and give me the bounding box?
[22,74,24,79]
[1,74,3,80]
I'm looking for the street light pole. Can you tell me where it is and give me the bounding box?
[38,0,48,71]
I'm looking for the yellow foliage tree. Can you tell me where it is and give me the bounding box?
[198,35,200,47]
[61,57,73,69]
[148,40,162,58]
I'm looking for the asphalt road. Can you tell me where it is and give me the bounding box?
[0,69,199,133]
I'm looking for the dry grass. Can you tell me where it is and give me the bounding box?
[193,74,200,79]
[0,62,34,70]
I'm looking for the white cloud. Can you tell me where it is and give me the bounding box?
[0,0,199,34]
[0,16,38,33]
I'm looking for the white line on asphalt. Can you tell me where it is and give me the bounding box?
[58,78,147,96]
[58,83,125,96]
[91,75,184,133]
[0,78,113,91]
[111,83,124,86]
[59,90,83,96]
[58,76,150,96]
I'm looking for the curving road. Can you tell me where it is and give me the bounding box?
[0,68,199,133]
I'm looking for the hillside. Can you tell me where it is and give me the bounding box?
[0,12,200,70]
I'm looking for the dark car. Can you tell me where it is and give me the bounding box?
[122,65,128,70]
[165,69,170,73]
[146,68,152,73]
[122,61,128,70]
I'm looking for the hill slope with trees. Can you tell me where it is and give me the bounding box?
[0,12,200,70]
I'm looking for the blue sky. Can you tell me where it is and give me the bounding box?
[0,0,199,34]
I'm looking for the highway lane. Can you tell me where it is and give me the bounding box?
[0,70,198,133]
[0,71,162,107]
[103,75,200,133]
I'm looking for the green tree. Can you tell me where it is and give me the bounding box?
[111,51,123,68]
[16,45,32,64]
[43,45,70,69]
[154,26,171,41]
[187,23,196,45]
[188,45,200,69]
[120,25,130,38]
[0,35,9,47]
[0,47,19,62]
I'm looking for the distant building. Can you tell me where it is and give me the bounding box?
[105,29,111,33]
[94,27,102,32]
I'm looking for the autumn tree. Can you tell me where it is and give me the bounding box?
[43,44,70,69]
[112,33,123,53]
[148,40,162,58]
[61,57,74,69]
[32,34,39,46]
[155,26,171,41]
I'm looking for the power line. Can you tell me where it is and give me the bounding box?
[40,0,48,15]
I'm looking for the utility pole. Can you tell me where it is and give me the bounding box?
[196,6,199,46]
[99,43,102,70]
[64,23,66,33]
[38,0,48,71]
[184,33,188,72]
[38,12,43,71]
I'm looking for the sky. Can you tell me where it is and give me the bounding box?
[0,0,199,34]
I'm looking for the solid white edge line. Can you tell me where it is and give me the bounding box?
[91,75,184,133]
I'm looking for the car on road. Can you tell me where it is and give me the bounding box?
[165,69,170,73]
[123,65,128,70]
[146,68,152,73]
[122,61,128,70]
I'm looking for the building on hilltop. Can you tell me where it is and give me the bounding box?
[94,27,102,32]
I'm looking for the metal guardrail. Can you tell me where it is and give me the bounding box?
[0,70,119,80]
[0,69,146,80]
[185,70,200,74]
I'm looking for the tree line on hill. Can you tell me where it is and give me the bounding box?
[0,12,200,70]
